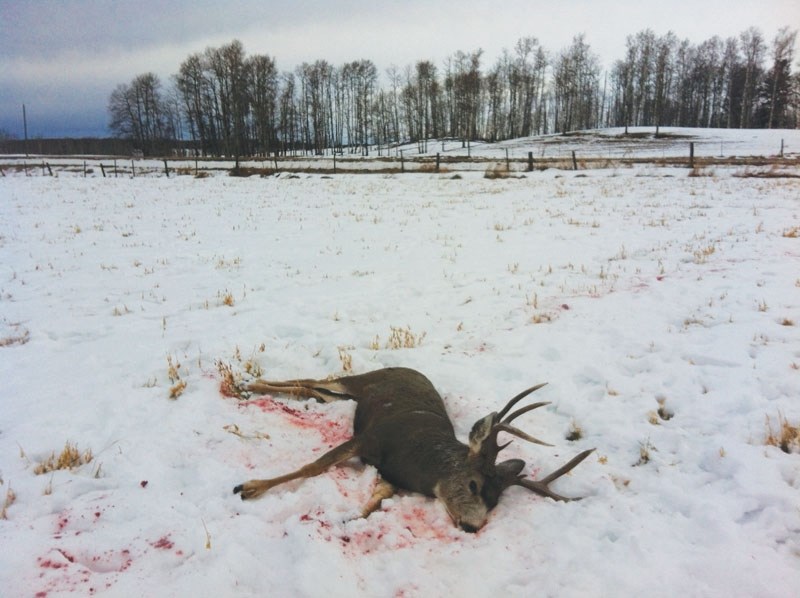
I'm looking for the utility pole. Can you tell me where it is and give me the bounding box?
[23,104,29,157]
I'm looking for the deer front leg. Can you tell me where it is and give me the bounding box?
[234,438,362,500]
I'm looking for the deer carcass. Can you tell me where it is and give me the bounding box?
[233,367,593,532]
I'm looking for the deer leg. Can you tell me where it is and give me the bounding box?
[234,437,362,500]
[360,478,395,518]
[246,377,350,403]
[515,449,595,502]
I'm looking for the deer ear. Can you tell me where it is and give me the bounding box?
[495,458,525,480]
[482,459,527,509]
[468,413,496,454]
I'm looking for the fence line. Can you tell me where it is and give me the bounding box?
[0,145,796,179]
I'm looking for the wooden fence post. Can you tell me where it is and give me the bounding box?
[100,164,106,177]
[505,148,510,172]
[333,152,337,174]
[163,159,169,177]
[436,153,440,172]
[131,160,135,177]
[114,159,118,177]
[780,139,784,158]
[400,149,405,173]
[689,142,695,169]
[83,161,87,177]
[45,162,53,176]
[527,151,534,172]
[571,151,578,170]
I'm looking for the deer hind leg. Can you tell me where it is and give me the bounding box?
[234,437,362,500]
[246,376,351,403]
[360,478,395,518]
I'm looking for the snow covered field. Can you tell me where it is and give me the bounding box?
[1,140,799,596]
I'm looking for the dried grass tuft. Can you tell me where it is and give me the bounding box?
[765,413,800,454]
[34,442,93,475]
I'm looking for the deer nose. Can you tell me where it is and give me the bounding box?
[459,522,480,534]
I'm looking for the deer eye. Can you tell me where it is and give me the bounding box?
[469,480,479,495]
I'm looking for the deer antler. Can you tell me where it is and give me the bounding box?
[468,383,552,471]
[470,385,594,503]
[513,448,595,501]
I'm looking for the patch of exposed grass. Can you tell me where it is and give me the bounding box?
[33,442,93,475]
[372,326,426,350]
[216,360,245,398]
[219,290,235,307]
[484,164,511,179]
[0,320,30,347]
[531,312,554,324]
[1,484,16,519]
[692,243,716,264]
[338,346,353,373]
[167,355,187,399]
[566,420,583,441]
[634,439,655,466]
[765,413,800,454]
[782,226,799,238]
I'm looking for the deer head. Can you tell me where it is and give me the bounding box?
[433,383,592,532]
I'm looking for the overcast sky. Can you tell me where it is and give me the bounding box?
[1,0,797,138]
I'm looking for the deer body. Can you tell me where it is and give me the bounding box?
[343,368,461,496]
[234,367,593,532]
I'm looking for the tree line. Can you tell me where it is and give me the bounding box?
[108,27,798,157]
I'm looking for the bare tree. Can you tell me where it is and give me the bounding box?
[108,72,173,155]
[766,27,797,128]
[248,54,279,155]
[552,35,600,132]
[739,28,766,128]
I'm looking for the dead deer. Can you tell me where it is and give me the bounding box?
[233,367,593,532]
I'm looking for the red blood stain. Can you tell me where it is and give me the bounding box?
[56,515,69,533]
[238,398,352,445]
[300,511,332,530]
[151,536,174,550]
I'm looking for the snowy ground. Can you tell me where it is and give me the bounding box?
[1,134,799,596]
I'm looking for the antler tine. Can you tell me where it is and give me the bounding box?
[503,401,550,425]
[494,423,553,447]
[496,382,548,421]
[513,449,595,501]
